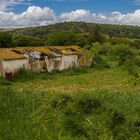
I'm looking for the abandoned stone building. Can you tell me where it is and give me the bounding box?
[0,49,29,79]
[0,46,86,78]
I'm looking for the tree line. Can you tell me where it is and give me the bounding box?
[1,22,140,48]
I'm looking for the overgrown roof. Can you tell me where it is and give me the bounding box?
[0,46,81,60]
[12,46,81,56]
[0,49,26,60]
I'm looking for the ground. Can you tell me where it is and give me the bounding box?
[0,64,140,140]
[11,67,140,93]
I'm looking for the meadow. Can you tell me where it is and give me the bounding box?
[0,64,140,140]
[0,42,140,140]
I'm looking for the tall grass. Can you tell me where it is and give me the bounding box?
[0,88,140,140]
[0,42,140,139]
[12,67,89,82]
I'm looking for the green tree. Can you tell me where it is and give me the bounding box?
[93,25,107,44]
[0,32,14,48]
[13,35,45,47]
[113,44,135,65]
[46,32,87,47]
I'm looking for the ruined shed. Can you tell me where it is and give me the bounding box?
[0,49,29,78]
[13,46,82,73]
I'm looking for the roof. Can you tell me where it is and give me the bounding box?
[0,46,81,60]
[0,49,26,60]
[13,45,81,56]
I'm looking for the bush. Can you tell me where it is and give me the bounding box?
[134,55,140,66]
[131,39,140,49]
[0,32,15,48]
[60,67,89,76]
[91,61,110,69]
[0,76,12,85]
[113,44,135,65]
[110,37,131,45]
[46,32,87,47]
[13,69,40,82]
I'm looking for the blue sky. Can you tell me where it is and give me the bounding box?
[11,0,140,14]
[1,0,140,28]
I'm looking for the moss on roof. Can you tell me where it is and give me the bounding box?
[0,46,81,60]
[13,46,81,56]
[0,49,26,60]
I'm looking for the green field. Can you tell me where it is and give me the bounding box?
[0,65,140,140]
[1,40,140,140]
[10,67,140,93]
[1,21,140,140]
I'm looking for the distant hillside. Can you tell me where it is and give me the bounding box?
[0,29,14,32]
[12,22,140,39]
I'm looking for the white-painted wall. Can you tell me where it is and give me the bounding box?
[45,55,79,72]
[0,59,29,77]
[61,55,79,69]
[45,57,62,72]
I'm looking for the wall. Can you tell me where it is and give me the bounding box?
[45,57,62,72]
[1,59,29,77]
[61,55,79,69]
[0,60,4,77]
[45,55,79,72]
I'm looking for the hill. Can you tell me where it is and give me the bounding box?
[12,22,140,39]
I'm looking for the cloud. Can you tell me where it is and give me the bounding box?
[1,6,140,28]
[133,0,140,5]
[59,9,140,25]
[134,0,140,3]
[0,0,31,11]
[45,0,87,2]
[0,6,55,28]
[59,9,93,21]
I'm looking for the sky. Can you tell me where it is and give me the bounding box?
[1,0,140,28]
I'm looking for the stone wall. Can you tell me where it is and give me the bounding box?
[1,59,29,77]
[45,55,79,72]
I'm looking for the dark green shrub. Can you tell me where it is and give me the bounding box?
[62,67,88,76]
[110,37,131,46]
[0,77,12,85]
[131,39,140,49]
[133,120,140,135]
[91,61,110,69]
[46,32,87,47]
[111,112,126,127]
[113,44,135,65]
[134,55,140,66]
[51,94,73,110]
[13,69,39,82]
[77,95,101,114]
[0,32,15,48]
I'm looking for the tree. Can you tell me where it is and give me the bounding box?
[46,32,87,47]
[113,44,135,65]
[0,32,14,48]
[93,25,107,44]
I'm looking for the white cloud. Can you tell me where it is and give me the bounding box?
[1,6,140,28]
[59,9,140,25]
[134,0,140,4]
[0,0,31,11]
[59,9,93,21]
[0,6,55,28]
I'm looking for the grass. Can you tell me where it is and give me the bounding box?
[0,88,140,140]
[0,65,140,140]
[9,66,140,93]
